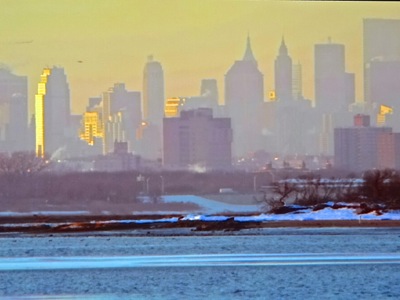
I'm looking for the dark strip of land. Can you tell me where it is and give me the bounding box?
[0,215,399,234]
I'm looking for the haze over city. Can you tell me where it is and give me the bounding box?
[2,4,400,299]
[2,0,400,114]
[2,0,400,174]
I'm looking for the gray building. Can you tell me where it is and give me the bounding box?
[314,41,354,113]
[142,56,164,128]
[363,19,400,112]
[334,115,393,172]
[163,108,232,170]
[0,68,28,152]
[225,36,264,157]
[275,38,293,102]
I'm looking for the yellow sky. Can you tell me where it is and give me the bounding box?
[2,0,400,114]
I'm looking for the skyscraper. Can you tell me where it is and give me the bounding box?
[225,35,264,157]
[364,19,400,106]
[363,19,400,65]
[200,79,219,106]
[314,41,350,113]
[292,63,303,100]
[0,68,28,152]
[100,83,141,154]
[35,67,70,157]
[142,56,164,128]
[314,41,355,155]
[274,38,293,102]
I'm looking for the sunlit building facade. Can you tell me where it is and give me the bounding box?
[35,67,70,158]
[164,97,184,118]
[35,68,51,157]
[80,111,103,146]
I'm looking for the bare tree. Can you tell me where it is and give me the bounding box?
[0,152,49,175]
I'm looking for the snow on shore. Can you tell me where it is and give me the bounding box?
[162,195,260,214]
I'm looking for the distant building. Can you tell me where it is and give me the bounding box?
[101,83,141,154]
[35,67,70,157]
[314,41,354,113]
[334,114,394,171]
[163,108,232,170]
[314,41,355,155]
[94,141,140,172]
[0,68,28,152]
[200,79,219,106]
[363,19,400,129]
[365,60,400,126]
[274,38,293,102]
[225,35,264,157]
[292,63,303,101]
[164,97,184,118]
[79,83,141,156]
[142,56,164,128]
[80,111,103,146]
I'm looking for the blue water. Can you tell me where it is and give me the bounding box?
[0,228,399,299]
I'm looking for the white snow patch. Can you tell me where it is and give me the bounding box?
[162,195,260,214]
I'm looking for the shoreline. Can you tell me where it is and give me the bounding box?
[0,214,399,235]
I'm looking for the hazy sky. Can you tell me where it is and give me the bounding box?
[2,0,400,114]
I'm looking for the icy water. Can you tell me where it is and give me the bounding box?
[0,227,399,299]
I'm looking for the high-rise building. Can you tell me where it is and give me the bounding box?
[142,56,164,128]
[363,19,400,65]
[363,19,400,108]
[80,111,103,146]
[334,114,393,171]
[365,61,400,125]
[0,68,28,152]
[35,67,70,157]
[315,41,354,113]
[292,63,303,101]
[274,38,293,102]
[99,83,141,154]
[200,79,219,106]
[225,35,264,157]
[314,41,355,155]
[163,108,232,170]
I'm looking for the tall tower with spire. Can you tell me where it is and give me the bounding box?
[225,35,264,157]
[243,35,257,64]
[274,37,293,102]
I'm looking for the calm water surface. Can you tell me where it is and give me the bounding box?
[0,227,399,299]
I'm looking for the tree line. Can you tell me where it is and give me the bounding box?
[0,152,399,210]
[264,169,400,210]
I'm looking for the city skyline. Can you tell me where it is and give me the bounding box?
[2,1,400,114]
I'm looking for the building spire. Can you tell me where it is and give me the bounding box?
[279,36,288,56]
[243,34,257,63]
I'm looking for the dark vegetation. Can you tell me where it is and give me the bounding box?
[0,152,399,212]
[265,169,400,211]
